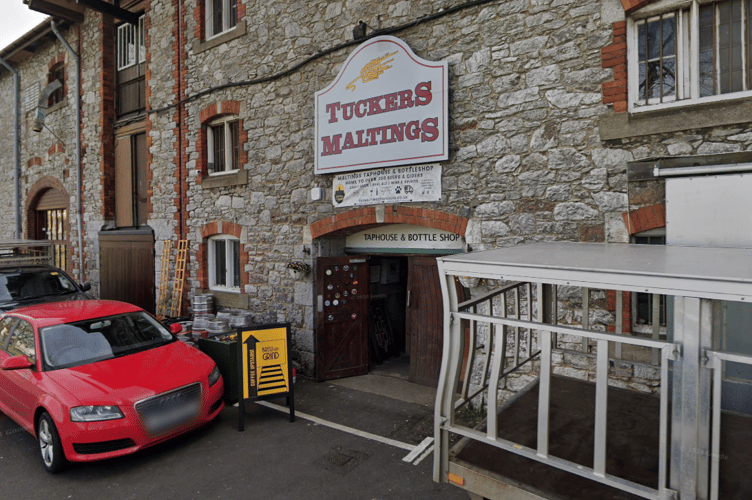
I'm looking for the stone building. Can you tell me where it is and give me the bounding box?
[3,0,752,404]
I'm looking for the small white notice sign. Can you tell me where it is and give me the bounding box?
[332,164,441,207]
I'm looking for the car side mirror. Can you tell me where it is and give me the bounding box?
[80,282,92,292]
[1,355,33,370]
[170,323,182,335]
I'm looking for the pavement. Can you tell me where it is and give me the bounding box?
[0,372,467,500]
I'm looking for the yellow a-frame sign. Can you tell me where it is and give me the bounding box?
[237,323,295,430]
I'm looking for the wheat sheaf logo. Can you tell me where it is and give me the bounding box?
[346,51,399,91]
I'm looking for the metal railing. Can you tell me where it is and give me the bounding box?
[436,280,676,500]
[707,350,752,500]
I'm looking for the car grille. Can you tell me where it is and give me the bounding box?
[73,438,136,455]
[135,382,202,436]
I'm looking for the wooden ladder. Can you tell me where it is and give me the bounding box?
[171,240,189,318]
[156,240,172,319]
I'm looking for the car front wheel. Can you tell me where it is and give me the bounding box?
[38,412,66,473]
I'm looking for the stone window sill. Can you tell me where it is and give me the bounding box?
[201,289,249,309]
[201,169,248,188]
[193,21,247,55]
[599,96,752,141]
[43,98,68,115]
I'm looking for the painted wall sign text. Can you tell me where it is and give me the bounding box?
[315,36,448,175]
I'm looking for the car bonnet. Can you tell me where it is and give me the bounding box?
[43,341,215,406]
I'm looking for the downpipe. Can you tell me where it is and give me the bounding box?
[50,21,84,282]
[0,56,21,239]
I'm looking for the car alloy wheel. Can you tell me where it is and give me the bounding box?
[38,412,66,473]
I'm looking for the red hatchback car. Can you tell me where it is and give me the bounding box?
[0,300,224,472]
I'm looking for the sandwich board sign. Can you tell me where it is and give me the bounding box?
[237,322,295,429]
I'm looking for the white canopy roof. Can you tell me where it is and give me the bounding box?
[437,242,752,302]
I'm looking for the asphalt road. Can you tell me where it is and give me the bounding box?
[0,377,467,500]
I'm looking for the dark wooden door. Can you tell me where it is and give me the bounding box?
[315,256,370,381]
[99,229,155,313]
[407,256,444,387]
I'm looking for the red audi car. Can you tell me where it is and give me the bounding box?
[0,300,224,472]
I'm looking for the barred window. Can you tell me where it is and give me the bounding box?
[630,0,752,108]
[117,15,146,71]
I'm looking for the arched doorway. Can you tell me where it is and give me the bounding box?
[311,207,468,386]
[29,187,70,271]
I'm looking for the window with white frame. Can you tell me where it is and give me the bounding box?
[205,0,238,39]
[117,15,146,71]
[629,0,752,109]
[208,235,241,291]
[207,116,240,174]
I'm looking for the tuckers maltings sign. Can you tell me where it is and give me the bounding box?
[315,36,449,175]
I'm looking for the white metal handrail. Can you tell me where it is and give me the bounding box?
[437,280,675,500]
[454,281,536,410]
[707,350,752,500]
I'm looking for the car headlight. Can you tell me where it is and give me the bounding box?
[208,365,221,387]
[70,405,124,422]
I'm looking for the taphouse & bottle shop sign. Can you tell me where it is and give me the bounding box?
[315,36,448,175]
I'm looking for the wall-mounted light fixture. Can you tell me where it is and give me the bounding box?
[353,20,368,40]
[32,80,62,132]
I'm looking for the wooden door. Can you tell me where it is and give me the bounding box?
[315,256,370,381]
[99,229,155,313]
[407,256,444,387]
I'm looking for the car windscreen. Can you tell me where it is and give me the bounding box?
[40,311,175,370]
[0,270,78,303]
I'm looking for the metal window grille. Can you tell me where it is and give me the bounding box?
[635,0,752,106]
[637,13,677,104]
[117,16,146,70]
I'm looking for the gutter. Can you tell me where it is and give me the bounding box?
[0,57,21,239]
[50,21,84,282]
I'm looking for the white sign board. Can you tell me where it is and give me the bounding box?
[315,36,448,175]
[666,173,752,248]
[333,164,441,207]
[346,224,463,253]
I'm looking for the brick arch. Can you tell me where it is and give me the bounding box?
[199,100,241,125]
[310,206,468,240]
[622,203,666,235]
[197,220,249,290]
[24,177,72,271]
[26,156,43,169]
[25,176,70,227]
[621,0,658,14]
[47,142,66,158]
[196,100,247,181]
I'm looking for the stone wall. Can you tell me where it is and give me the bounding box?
[141,0,629,375]
[3,0,752,387]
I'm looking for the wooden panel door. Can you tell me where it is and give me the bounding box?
[315,256,370,381]
[99,230,155,313]
[407,256,444,387]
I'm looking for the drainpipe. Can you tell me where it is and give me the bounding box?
[50,21,84,282]
[0,56,21,239]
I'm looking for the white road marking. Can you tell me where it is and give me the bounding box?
[413,444,434,465]
[401,436,434,463]
[254,400,433,462]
